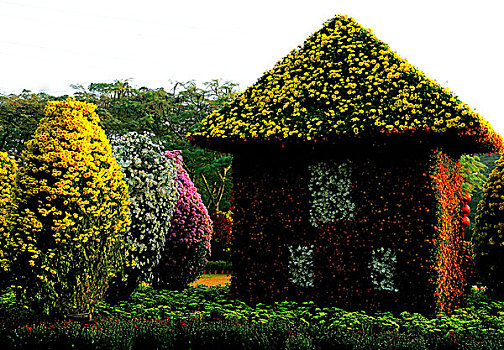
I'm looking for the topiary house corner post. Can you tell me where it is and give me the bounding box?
[188,14,503,314]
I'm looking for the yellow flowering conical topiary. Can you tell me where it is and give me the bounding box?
[473,153,504,298]
[9,98,131,316]
[0,152,17,288]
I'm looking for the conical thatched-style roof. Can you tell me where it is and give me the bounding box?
[189,15,503,153]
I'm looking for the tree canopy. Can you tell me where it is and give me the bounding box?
[1,80,237,213]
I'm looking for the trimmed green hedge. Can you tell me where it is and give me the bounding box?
[204,261,232,274]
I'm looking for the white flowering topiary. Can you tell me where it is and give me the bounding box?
[288,244,315,288]
[369,247,398,292]
[308,160,355,226]
[108,132,178,299]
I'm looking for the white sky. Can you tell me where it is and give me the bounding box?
[1,0,503,135]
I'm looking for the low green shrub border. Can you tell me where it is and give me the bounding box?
[203,260,232,274]
[1,286,504,349]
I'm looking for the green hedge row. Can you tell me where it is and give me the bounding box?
[204,261,232,274]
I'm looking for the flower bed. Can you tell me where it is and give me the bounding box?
[1,285,504,349]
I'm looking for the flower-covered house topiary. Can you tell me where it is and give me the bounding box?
[188,15,503,314]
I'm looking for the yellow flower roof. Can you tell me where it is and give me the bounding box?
[189,15,503,153]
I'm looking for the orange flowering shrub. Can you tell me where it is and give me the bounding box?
[473,153,504,297]
[430,150,466,313]
[8,98,131,316]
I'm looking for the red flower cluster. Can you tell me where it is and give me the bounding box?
[211,211,233,246]
[210,211,233,261]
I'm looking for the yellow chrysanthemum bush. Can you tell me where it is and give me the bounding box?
[8,98,131,316]
[0,152,17,288]
[472,154,504,298]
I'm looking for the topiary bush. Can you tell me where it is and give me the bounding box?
[473,153,504,297]
[7,98,131,316]
[0,152,17,288]
[152,150,212,290]
[107,132,178,301]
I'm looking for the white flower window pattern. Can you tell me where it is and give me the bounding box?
[308,160,355,227]
[288,245,315,288]
[369,247,398,292]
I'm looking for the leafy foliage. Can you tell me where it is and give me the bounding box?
[473,153,504,298]
[204,260,232,273]
[0,91,61,156]
[152,151,212,290]
[6,99,131,316]
[459,155,487,195]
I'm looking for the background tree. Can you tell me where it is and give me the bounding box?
[72,79,236,213]
[1,80,237,213]
[0,91,61,156]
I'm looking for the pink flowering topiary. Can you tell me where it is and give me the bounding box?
[152,150,212,289]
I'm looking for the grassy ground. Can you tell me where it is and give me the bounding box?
[190,274,231,287]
